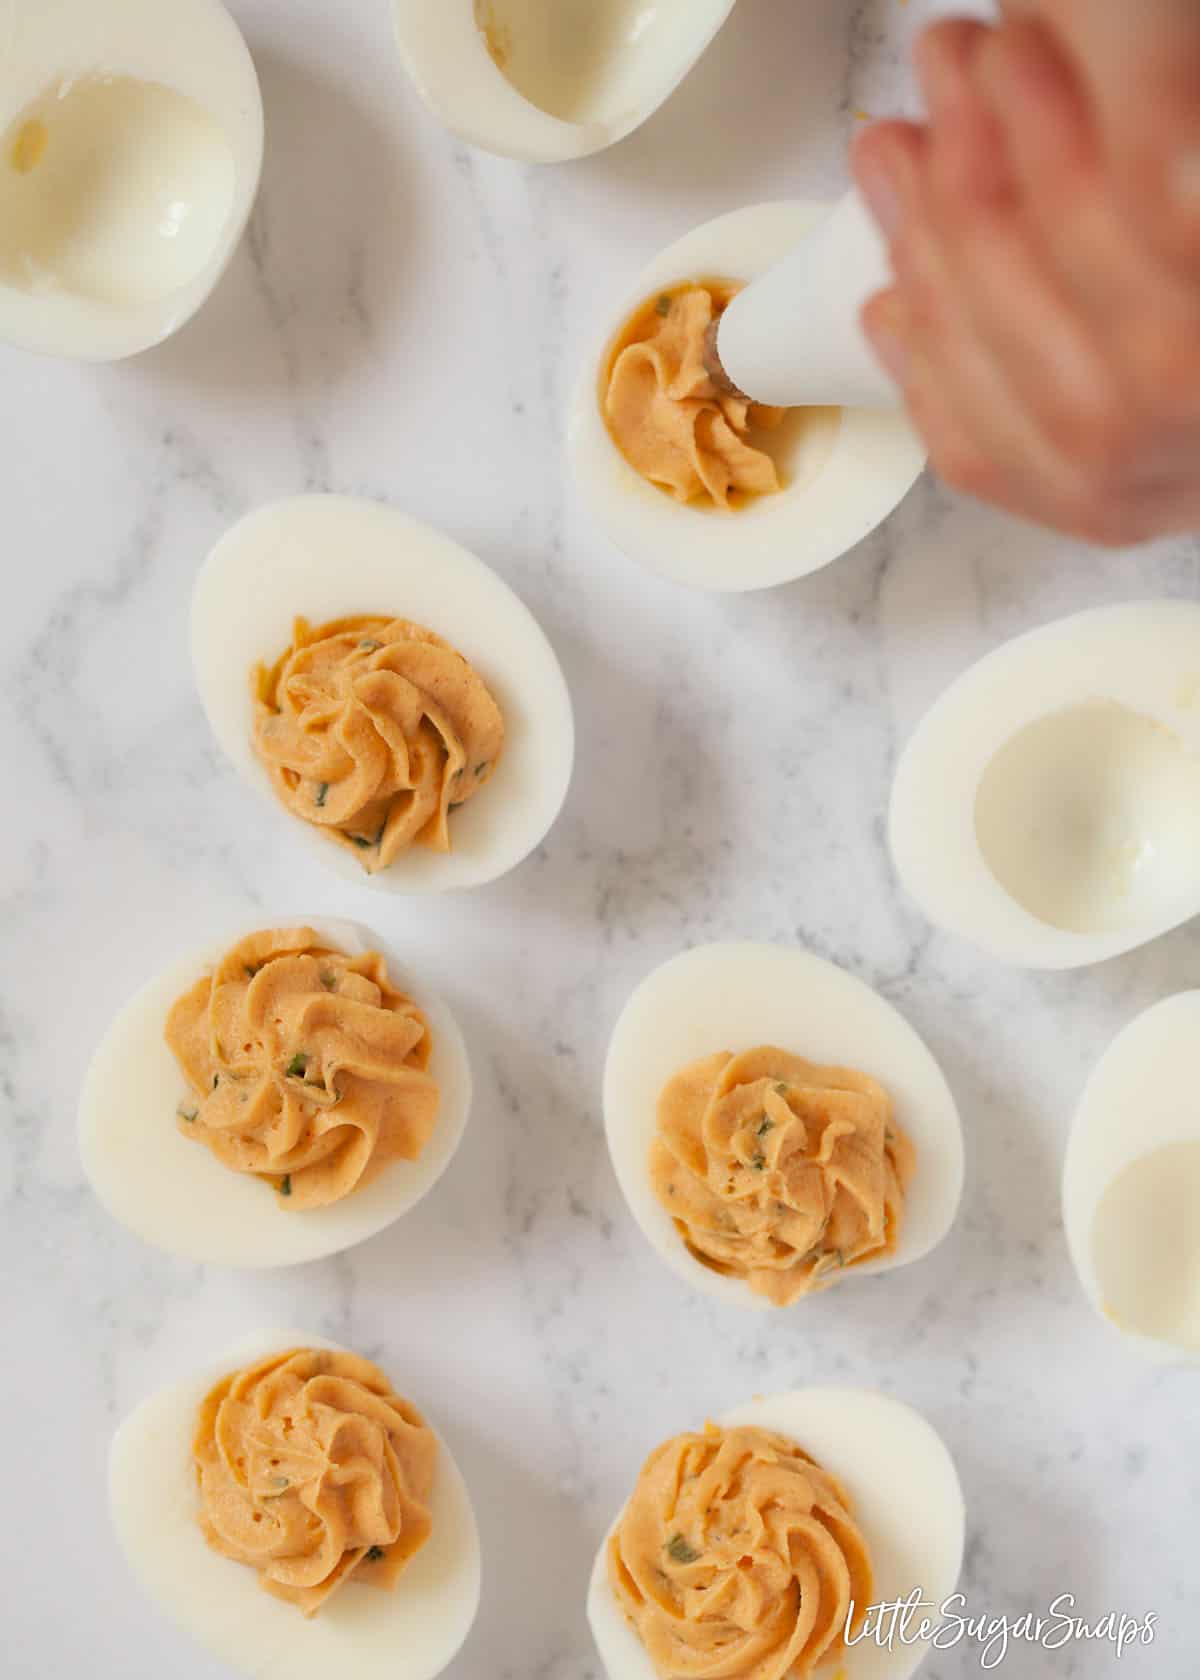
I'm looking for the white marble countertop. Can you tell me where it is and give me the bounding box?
[3,1,1199,1676]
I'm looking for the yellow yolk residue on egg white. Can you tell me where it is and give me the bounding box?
[603,282,790,509]
[253,614,504,874]
[650,1045,915,1305]
[609,1421,873,1679]
[194,1346,436,1617]
[165,927,439,1209]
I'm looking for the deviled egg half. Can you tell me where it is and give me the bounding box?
[589,1387,965,1680]
[603,943,964,1311]
[0,0,262,360]
[194,494,575,892]
[1063,991,1200,1362]
[111,1330,481,1680]
[392,0,734,163]
[80,918,472,1267]
[568,203,926,592]
[890,600,1200,969]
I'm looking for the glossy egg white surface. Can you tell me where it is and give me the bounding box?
[890,600,1200,970]
[568,202,926,593]
[79,917,472,1268]
[1063,991,1200,1362]
[603,942,964,1310]
[111,1329,481,1680]
[392,0,734,163]
[0,0,262,360]
[193,494,575,892]
[588,1387,965,1680]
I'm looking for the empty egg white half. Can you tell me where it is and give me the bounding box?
[193,494,575,893]
[568,202,926,593]
[588,1386,965,1680]
[392,0,734,163]
[111,1328,481,1680]
[1063,991,1200,1363]
[890,600,1200,970]
[79,917,472,1268]
[0,0,262,360]
[603,942,964,1311]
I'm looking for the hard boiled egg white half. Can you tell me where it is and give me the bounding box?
[111,1329,481,1680]
[589,1387,965,1680]
[890,600,1200,969]
[193,494,575,892]
[603,942,964,1310]
[1063,991,1200,1363]
[568,202,926,593]
[79,917,472,1268]
[0,0,262,360]
[392,0,734,163]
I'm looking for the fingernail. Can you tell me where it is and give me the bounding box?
[1172,148,1200,208]
[866,322,910,386]
[857,157,904,241]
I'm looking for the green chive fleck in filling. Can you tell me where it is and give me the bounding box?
[666,1534,700,1565]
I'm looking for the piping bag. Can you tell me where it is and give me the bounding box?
[712,189,900,411]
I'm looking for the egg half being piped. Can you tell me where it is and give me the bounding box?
[0,0,262,361]
[193,494,575,893]
[568,202,926,593]
[392,0,734,164]
[588,1387,965,1680]
[890,600,1200,969]
[79,917,472,1268]
[603,943,964,1310]
[1063,991,1200,1363]
[111,1329,481,1680]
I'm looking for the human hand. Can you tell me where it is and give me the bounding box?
[852,7,1200,544]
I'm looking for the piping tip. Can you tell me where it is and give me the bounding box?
[703,318,749,401]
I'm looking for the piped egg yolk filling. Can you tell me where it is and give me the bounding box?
[194,1347,436,1618]
[650,1046,915,1305]
[252,614,504,874]
[165,927,438,1209]
[603,283,789,510]
[609,1422,873,1680]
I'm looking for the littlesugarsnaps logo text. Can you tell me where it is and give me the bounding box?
[845,1591,1157,1670]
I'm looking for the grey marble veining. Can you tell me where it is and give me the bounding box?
[3,1,1199,1677]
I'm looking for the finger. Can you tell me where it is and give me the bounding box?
[863,134,1127,540]
[865,201,1090,527]
[911,41,1126,477]
[974,21,1123,312]
[897,333,1155,546]
[914,19,1012,207]
[977,23,1200,404]
[852,119,928,248]
[1000,0,1200,270]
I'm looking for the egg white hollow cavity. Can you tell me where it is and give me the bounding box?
[568,202,926,593]
[79,917,472,1268]
[193,495,575,893]
[110,1330,481,1680]
[890,600,1200,969]
[392,0,734,163]
[603,942,964,1311]
[588,1387,965,1680]
[1063,990,1200,1361]
[0,0,262,360]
